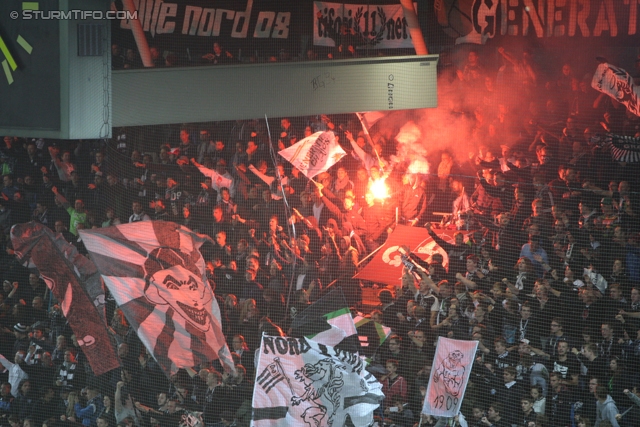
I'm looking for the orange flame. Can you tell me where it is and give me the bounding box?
[370,178,390,199]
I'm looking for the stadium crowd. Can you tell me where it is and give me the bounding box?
[111,20,390,69]
[1,46,640,427]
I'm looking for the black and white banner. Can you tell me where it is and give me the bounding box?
[314,1,416,49]
[251,335,383,427]
[278,131,346,179]
[111,0,302,60]
[591,133,640,163]
[437,0,640,45]
[116,0,295,39]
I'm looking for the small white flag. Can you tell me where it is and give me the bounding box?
[592,62,640,117]
[278,131,346,179]
[357,111,385,130]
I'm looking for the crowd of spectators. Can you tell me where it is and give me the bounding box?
[110,41,386,70]
[1,45,640,427]
[111,20,398,69]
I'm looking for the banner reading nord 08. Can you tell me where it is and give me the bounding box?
[112,0,302,62]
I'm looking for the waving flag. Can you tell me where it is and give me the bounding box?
[10,222,119,376]
[356,112,386,170]
[607,134,640,162]
[423,337,478,417]
[278,131,346,179]
[591,133,640,163]
[353,315,392,358]
[251,335,383,427]
[193,163,234,191]
[79,221,234,377]
[356,111,385,131]
[592,62,640,117]
[289,288,360,354]
[355,225,470,286]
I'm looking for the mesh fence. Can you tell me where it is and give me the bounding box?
[2,1,640,427]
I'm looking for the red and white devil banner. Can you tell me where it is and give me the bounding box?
[423,337,478,417]
[80,221,234,377]
[592,62,640,117]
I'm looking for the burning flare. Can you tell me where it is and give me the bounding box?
[370,178,390,199]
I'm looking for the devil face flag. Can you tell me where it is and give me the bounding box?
[80,221,234,377]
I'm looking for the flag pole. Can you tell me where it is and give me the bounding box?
[355,112,384,172]
[265,114,298,321]
[274,357,296,395]
[355,240,385,267]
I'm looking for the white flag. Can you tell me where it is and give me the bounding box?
[423,337,478,417]
[251,335,383,427]
[592,62,640,117]
[357,111,385,130]
[278,131,346,179]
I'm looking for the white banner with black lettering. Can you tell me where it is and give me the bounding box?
[313,2,416,49]
[278,131,346,179]
[422,337,478,417]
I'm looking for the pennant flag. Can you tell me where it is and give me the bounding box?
[592,62,640,117]
[251,335,383,427]
[356,111,385,131]
[10,222,119,376]
[353,315,392,358]
[423,337,478,417]
[355,112,386,170]
[79,221,235,377]
[256,357,288,394]
[355,225,470,286]
[278,131,346,179]
[179,411,204,427]
[193,163,234,191]
[289,288,360,354]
